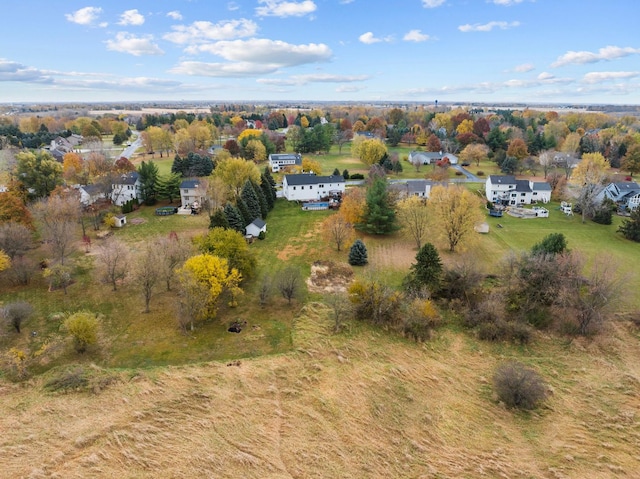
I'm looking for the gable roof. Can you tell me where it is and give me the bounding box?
[250,218,266,228]
[515,179,532,192]
[532,182,552,191]
[489,175,516,185]
[81,184,104,196]
[284,174,345,186]
[114,172,139,185]
[269,153,301,161]
[180,179,200,189]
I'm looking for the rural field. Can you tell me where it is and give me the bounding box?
[2,147,640,478]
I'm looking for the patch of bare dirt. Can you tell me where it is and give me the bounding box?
[306,260,354,293]
[129,218,146,225]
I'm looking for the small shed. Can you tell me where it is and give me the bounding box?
[114,215,127,228]
[246,218,266,238]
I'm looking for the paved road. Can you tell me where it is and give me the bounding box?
[119,136,142,159]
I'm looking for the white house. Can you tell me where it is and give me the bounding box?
[269,153,302,172]
[408,151,459,165]
[246,218,266,238]
[596,181,640,211]
[111,172,142,206]
[486,175,551,205]
[389,179,434,199]
[282,173,345,202]
[180,179,207,209]
[79,184,107,206]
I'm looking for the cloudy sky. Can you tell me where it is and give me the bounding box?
[1,0,639,104]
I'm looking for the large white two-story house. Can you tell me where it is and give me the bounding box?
[486,175,551,205]
[269,153,302,172]
[111,172,142,206]
[596,181,640,211]
[282,173,345,202]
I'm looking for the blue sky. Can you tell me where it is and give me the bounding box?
[1,0,639,104]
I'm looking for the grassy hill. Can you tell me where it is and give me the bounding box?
[2,303,640,478]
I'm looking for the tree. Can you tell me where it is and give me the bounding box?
[0,193,33,228]
[97,238,130,291]
[43,263,73,294]
[493,361,547,410]
[64,312,99,354]
[326,292,353,333]
[275,265,303,305]
[353,138,388,166]
[0,249,10,273]
[621,144,640,177]
[156,235,191,291]
[348,275,401,326]
[357,178,398,235]
[243,139,267,162]
[348,239,368,266]
[427,185,483,252]
[209,209,230,229]
[571,152,609,223]
[156,172,182,203]
[460,143,489,167]
[538,150,554,179]
[407,243,442,292]
[134,242,163,313]
[193,227,256,279]
[214,157,261,197]
[426,134,442,152]
[137,160,159,205]
[32,194,80,264]
[322,214,354,252]
[14,151,63,198]
[177,254,242,317]
[0,222,34,260]
[62,152,85,184]
[396,195,430,249]
[114,156,136,173]
[2,301,34,334]
[618,207,640,242]
[339,188,366,225]
[175,269,210,331]
[531,233,567,256]
[241,180,262,222]
[224,203,245,233]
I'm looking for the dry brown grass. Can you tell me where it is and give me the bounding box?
[2,308,640,478]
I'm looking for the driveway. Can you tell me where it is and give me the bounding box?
[451,164,482,182]
[119,136,142,159]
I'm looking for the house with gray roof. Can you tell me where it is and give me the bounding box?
[282,173,345,202]
[268,153,302,172]
[486,175,551,205]
[389,179,434,199]
[596,181,640,211]
[408,151,459,166]
[180,179,207,209]
[111,172,141,206]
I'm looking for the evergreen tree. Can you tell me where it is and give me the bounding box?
[155,172,182,203]
[236,196,252,227]
[531,233,568,256]
[357,178,399,235]
[263,167,277,188]
[392,160,403,174]
[241,180,261,221]
[209,209,230,229]
[618,208,640,242]
[224,203,245,233]
[408,243,442,291]
[348,239,368,266]
[342,169,350,180]
[260,174,275,210]
[138,160,159,205]
[333,168,340,176]
[171,154,189,176]
[253,181,269,218]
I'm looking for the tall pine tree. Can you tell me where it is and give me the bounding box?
[224,203,245,233]
[348,239,368,266]
[357,178,399,235]
[253,181,269,218]
[236,196,252,227]
[241,180,261,221]
[209,208,230,229]
[260,175,275,210]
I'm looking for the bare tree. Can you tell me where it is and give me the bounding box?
[322,214,354,252]
[134,243,162,313]
[0,222,34,260]
[156,235,192,291]
[97,238,130,291]
[396,195,430,250]
[258,274,273,306]
[32,193,81,265]
[275,266,303,305]
[325,292,353,332]
[2,301,34,333]
[538,150,554,179]
[175,269,210,332]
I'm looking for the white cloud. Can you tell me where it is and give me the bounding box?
[491,0,524,5]
[118,9,145,26]
[105,33,164,56]
[458,21,520,32]
[258,73,369,86]
[403,30,431,42]
[164,19,258,44]
[358,32,392,44]
[422,0,445,7]
[336,85,365,93]
[256,0,317,17]
[227,2,240,10]
[514,63,534,72]
[187,39,332,67]
[167,11,183,21]
[170,61,280,77]
[537,71,554,80]
[0,59,49,82]
[65,6,103,25]
[551,46,640,67]
[340,0,355,3]
[582,71,640,84]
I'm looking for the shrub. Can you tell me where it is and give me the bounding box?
[476,171,485,176]
[350,173,365,180]
[348,239,368,266]
[493,361,547,410]
[508,321,533,345]
[64,312,99,353]
[258,231,266,240]
[455,171,463,176]
[478,320,510,342]
[2,301,34,334]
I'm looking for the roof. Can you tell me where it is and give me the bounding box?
[284,174,345,186]
[114,172,139,185]
[532,182,552,191]
[180,179,200,189]
[515,180,532,192]
[269,153,301,161]
[489,175,516,184]
[250,218,266,228]
[614,182,640,191]
[81,184,103,195]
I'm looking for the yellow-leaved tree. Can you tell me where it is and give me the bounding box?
[176,254,243,327]
[237,128,263,143]
[0,249,10,273]
[301,157,322,175]
[396,195,430,250]
[352,138,387,166]
[571,152,609,223]
[214,157,261,197]
[427,185,484,252]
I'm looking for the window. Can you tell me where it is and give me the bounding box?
[293,186,296,190]
[521,193,526,196]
